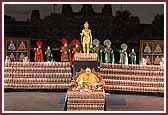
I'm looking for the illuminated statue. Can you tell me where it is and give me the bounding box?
[60,38,70,62]
[34,40,44,62]
[5,56,10,63]
[92,39,100,63]
[72,39,81,61]
[76,68,99,86]
[160,56,164,66]
[45,46,53,62]
[129,48,136,64]
[80,21,92,56]
[9,53,15,62]
[154,56,161,65]
[8,40,16,51]
[18,41,27,50]
[144,43,151,53]
[154,44,162,53]
[145,56,151,65]
[140,57,147,65]
[119,43,128,65]
[104,39,114,64]
[19,53,25,62]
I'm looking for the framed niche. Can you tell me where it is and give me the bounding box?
[140,40,164,65]
[4,37,31,62]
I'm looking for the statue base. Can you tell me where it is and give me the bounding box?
[66,89,105,111]
[73,53,98,76]
[74,53,97,61]
[73,60,98,76]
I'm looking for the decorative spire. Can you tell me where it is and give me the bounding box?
[80,4,95,15]
[102,4,113,16]
[30,10,41,24]
[62,4,73,17]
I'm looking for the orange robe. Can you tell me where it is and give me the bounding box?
[76,73,99,85]
[154,57,161,64]
[19,55,25,62]
[146,58,151,65]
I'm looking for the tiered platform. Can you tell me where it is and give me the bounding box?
[66,88,105,111]
[4,62,72,89]
[66,68,105,111]
[100,64,164,93]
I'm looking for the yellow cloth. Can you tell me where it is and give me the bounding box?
[76,73,99,85]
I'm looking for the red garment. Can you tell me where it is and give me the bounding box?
[69,49,72,68]
[61,46,72,67]
[71,48,76,61]
[10,55,15,62]
[154,58,161,65]
[19,55,25,62]
[34,48,44,62]
[61,46,64,61]
[146,58,151,65]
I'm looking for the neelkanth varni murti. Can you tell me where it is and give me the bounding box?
[80,21,92,56]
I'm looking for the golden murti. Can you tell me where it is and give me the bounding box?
[76,68,99,85]
[80,21,92,56]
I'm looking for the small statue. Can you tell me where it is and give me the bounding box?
[104,46,111,63]
[80,21,92,56]
[23,56,29,62]
[9,53,15,62]
[34,40,44,62]
[71,39,81,61]
[18,41,27,50]
[92,39,100,63]
[5,56,10,63]
[154,56,161,65]
[140,57,147,65]
[129,48,136,64]
[119,43,128,65]
[154,44,162,53]
[145,56,151,65]
[160,56,164,66]
[144,43,151,53]
[60,38,69,61]
[8,40,16,51]
[104,39,114,64]
[45,46,53,62]
[19,53,25,62]
[76,68,99,86]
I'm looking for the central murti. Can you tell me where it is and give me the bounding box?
[80,21,92,56]
[76,68,99,87]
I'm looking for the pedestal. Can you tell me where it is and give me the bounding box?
[73,61,98,76]
[74,53,97,61]
[66,88,105,111]
[73,53,98,76]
